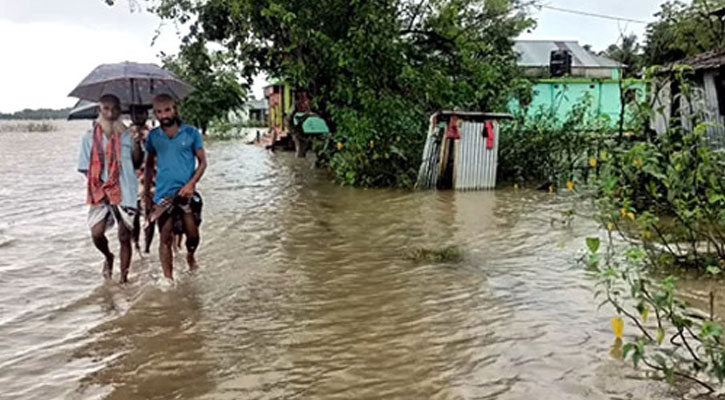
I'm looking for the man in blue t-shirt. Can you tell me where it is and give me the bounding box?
[144,94,208,281]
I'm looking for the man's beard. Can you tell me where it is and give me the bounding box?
[160,116,179,127]
[96,115,125,134]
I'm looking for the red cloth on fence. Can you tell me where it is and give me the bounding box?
[485,121,494,149]
[446,116,460,139]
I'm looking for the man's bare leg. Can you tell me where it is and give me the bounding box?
[118,221,133,284]
[182,212,200,270]
[158,213,175,280]
[132,212,141,252]
[144,220,155,253]
[90,219,114,280]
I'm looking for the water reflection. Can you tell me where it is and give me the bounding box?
[74,283,213,399]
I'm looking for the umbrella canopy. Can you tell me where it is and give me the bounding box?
[68,61,193,105]
[293,113,330,134]
[67,100,104,120]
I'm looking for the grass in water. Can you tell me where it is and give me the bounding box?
[0,122,57,133]
[408,246,464,263]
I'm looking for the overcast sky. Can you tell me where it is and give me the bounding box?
[0,0,666,113]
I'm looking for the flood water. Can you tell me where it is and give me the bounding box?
[0,120,698,399]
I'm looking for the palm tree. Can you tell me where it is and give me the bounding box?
[602,34,643,77]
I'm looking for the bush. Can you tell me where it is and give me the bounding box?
[584,237,725,394]
[593,85,725,267]
[581,70,725,393]
[498,95,611,186]
[319,95,427,188]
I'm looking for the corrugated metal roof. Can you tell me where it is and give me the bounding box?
[676,48,725,71]
[514,40,621,68]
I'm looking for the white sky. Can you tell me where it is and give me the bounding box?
[0,0,666,113]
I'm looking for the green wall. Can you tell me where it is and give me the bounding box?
[509,78,647,126]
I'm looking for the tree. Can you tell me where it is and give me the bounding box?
[142,0,535,187]
[161,40,247,135]
[643,0,725,66]
[602,34,643,77]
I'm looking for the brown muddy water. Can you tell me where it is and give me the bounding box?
[0,120,709,399]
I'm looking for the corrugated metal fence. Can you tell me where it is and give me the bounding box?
[416,112,509,191]
[454,121,499,190]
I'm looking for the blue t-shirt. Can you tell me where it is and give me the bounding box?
[78,129,139,208]
[145,123,203,204]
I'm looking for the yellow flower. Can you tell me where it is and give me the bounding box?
[369,140,374,149]
[607,222,614,231]
[635,157,643,168]
[627,212,635,221]
[336,142,343,150]
[548,185,554,194]
[620,208,627,218]
[589,157,597,168]
[611,316,623,339]
[566,180,574,191]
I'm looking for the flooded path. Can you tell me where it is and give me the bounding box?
[0,121,686,399]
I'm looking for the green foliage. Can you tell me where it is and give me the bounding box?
[161,40,247,135]
[592,70,725,267]
[147,0,535,187]
[577,67,725,393]
[322,95,426,187]
[601,34,644,78]
[643,0,725,66]
[498,93,615,186]
[584,237,723,393]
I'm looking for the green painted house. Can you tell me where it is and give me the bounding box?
[509,40,646,125]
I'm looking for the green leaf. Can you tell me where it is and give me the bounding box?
[707,265,722,277]
[586,237,601,254]
[622,343,634,360]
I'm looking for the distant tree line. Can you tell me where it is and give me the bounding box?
[0,108,71,120]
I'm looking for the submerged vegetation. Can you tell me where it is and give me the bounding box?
[0,122,57,133]
[407,246,464,263]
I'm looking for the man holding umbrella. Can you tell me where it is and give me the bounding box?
[77,94,144,283]
[145,94,207,281]
[71,61,195,283]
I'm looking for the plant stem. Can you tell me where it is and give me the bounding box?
[642,358,715,393]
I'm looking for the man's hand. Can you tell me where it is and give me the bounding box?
[131,125,147,143]
[179,182,195,198]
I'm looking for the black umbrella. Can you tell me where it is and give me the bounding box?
[68,61,193,105]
